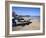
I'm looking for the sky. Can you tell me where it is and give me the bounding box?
[12,7,40,16]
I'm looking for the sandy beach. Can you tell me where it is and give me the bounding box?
[12,20,40,31]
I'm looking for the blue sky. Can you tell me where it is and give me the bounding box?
[12,7,40,16]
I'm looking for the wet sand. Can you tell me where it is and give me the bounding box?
[12,20,40,31]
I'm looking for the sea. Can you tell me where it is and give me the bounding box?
[31,16,40,22]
